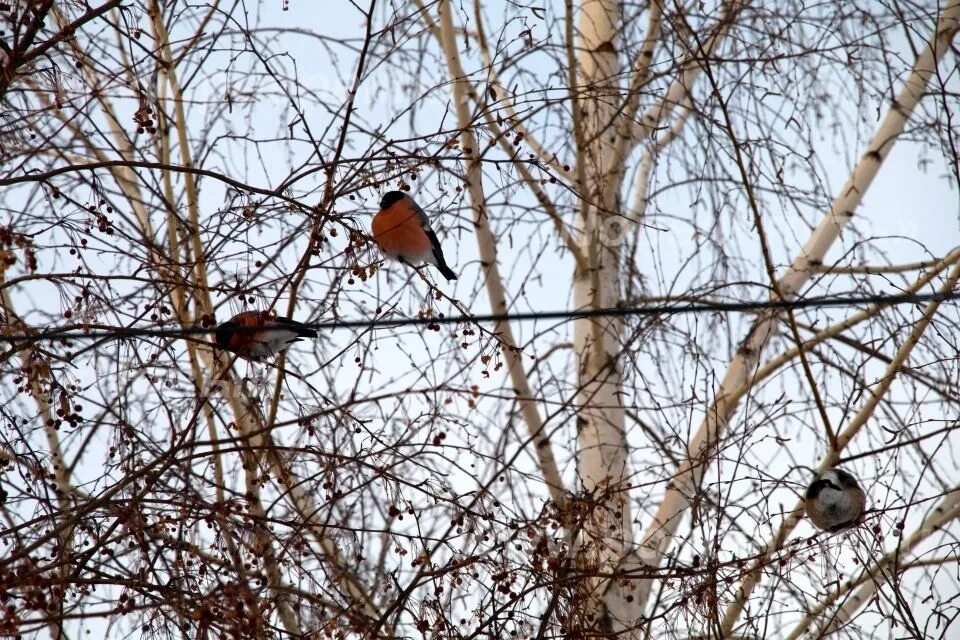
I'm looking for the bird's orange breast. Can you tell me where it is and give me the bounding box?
[372,203,432,256]
[229,311,271,353]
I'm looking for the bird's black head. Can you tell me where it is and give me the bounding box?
[805,468,859,500]
[215,321,237,349]
[380,191,407,210]
[805,478,825,500]
[831,468,861,490]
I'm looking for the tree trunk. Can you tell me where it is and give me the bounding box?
[572,0,637,633]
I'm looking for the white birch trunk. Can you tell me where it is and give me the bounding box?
[572,0,638,632]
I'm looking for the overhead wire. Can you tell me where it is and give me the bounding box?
[1,289,957,344]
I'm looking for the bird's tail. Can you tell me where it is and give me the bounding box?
[436,262,458,281]
[276,317,319,338]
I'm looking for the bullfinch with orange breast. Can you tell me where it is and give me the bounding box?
[371,191,458,281]
[804,468,867,532]
[215,310,317,360]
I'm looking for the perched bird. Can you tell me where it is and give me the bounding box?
[214,310,317,360]
[371,191,458,281]
[804,468,867,532]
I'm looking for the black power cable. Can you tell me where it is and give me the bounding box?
[1,290,957,344]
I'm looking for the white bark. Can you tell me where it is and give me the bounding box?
[570,1,743,631]
[633,0,960,611]
[625,0,740,147]
[571,0,641,632]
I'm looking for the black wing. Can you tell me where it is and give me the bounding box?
[274,316,318,338]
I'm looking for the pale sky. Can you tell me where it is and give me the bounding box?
[6,1,959,638]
